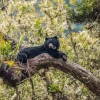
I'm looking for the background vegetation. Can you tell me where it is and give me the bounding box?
[0,0,100,100]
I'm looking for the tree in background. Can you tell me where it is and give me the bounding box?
[69,0,100,23]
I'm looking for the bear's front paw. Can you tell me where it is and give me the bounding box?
[62,54,67,61]
[59,52,67,61]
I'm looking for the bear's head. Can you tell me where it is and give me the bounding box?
[44,36,60,50]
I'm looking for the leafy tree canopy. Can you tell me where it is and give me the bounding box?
[68,0,100,23]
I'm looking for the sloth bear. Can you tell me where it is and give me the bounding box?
[17,36,67,63]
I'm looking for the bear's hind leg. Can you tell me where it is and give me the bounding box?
[17,52,28,63]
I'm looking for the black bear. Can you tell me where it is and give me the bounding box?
[17,36,67,63]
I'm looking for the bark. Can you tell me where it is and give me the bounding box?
[0,53,100,96]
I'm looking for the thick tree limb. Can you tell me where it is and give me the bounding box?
[0,53,100,96]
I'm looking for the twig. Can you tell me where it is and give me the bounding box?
[0,0,9,11]
[66,19,78,63]
[38,68,51,99]
[27,62,35,100]
[15,87,20,100]
[11,93,17,100]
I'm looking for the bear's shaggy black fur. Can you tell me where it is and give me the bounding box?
[17,36,67,63]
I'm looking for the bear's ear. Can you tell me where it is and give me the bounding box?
[45,37,49,40]
[54,36,58,39]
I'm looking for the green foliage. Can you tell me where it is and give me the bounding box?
[35,19,42,36]
[68,0,99,22]
[0,40,11,59]
[65,31,100,70]
[48,83,60,93]
[0,33,24,60]
[10,33,24,57]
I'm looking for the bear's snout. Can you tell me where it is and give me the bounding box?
[49,43,56,49]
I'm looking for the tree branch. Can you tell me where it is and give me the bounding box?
[0,31,25,50]
[66,20,78,63]
[0,53,100,96]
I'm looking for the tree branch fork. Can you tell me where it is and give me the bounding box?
[0,53,100,96]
